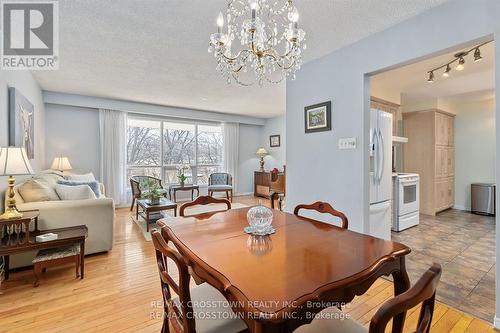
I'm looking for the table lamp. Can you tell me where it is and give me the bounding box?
[0,147,34,219]
[51,156,72,172]
[255,147,268,172]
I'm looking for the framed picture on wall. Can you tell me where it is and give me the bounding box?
[304,101,331,133]
[270,135,280,147]
[9,87,35,159]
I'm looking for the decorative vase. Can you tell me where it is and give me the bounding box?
[149,197,160,205]
[180,180,185,187]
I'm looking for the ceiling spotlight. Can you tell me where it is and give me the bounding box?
[474,48,483,62]
[427,71,434,83]
[456,57,465,71]
[442,64,451,78]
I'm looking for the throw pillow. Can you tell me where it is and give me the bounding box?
[57,180,102,197]
[18,179,60,203]
[54,184,97,201]
[65,173,96,182]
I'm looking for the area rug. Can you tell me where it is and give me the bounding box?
[132,203,248,241]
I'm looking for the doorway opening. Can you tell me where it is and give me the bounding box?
[368,40,496,321]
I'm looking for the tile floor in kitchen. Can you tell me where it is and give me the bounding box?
[391,209,495,322]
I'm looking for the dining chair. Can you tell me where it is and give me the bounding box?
[129,175,167,211]
[208,173,233,202]
[151,229,247,333]
[293,201,348,229]
[179,196,232,217]
[295,263,442,333]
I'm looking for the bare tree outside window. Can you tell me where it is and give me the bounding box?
[126,118,223,187]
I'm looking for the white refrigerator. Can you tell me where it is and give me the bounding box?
[369,109,393,240]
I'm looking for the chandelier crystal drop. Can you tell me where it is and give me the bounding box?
[209,0,306,86]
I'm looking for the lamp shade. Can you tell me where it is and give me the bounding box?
[256,147,268,156]
[0,147,34,176]
[51,156,73,171]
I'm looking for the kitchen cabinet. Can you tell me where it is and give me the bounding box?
[403,109,455,215]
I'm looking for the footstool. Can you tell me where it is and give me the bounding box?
[32,244,81,287]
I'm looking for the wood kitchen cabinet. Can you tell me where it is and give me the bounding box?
[403,109,455,216]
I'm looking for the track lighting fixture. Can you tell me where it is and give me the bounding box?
[455,56,465,71]
[427,71,434,83]
[442,64,451,77]
[425,40,492,82]
[474,48,483,62]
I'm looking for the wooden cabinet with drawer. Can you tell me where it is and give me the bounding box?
[254,171,271,198]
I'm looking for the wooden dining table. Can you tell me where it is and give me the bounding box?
[160,207,411,333]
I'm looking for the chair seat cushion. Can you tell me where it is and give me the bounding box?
[173,283,247,333]
[294,307,367,333]
[33,245,80,263]
[208,185,232,191]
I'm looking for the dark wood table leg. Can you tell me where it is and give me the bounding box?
[391,256,411,333]
[80,241,85,279]
[174,206,177,217]
[146,211,150,232]
[191,189,194,201]
[136,203,139,220]
[196,188,199,198]
[4,255,9,280]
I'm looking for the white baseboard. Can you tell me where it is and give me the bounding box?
[493,316,500,329]
[452,204,467,211]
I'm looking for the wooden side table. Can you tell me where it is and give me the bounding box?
[0,212,88,285]
[168,184,200,202]
[136,198,177,232]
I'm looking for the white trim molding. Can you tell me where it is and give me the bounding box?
[43,91,266,126]
[493,316,500,329]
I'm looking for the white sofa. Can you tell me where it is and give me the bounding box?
[5,171,115,268]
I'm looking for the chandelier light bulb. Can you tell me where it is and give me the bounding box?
[250,1,258,10]
[456,57,465,71]
[290,7,300,23]
[217,12,224,27]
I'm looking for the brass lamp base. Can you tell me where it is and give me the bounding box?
[0,175,23,220]
[259,157,265,172]
[0,207,23,220]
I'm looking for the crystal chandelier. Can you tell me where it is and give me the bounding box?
[209,0,306,86]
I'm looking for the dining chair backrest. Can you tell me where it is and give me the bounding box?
[369,263,442,333]
[179,196,232,217]
[208,173,232,186]
[293,201,348,229]
[151,228,196,333]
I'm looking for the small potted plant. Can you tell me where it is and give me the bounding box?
[142,178,162,205]
[177,165,190,187]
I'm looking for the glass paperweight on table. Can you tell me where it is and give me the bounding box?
[244,201,275,236]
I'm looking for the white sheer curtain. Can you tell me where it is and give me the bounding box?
[99,109,128,207]
[223,122,239,194]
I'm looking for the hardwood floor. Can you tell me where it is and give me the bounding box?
[0,196,496,333]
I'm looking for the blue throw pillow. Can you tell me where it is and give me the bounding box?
[57,180,101,197]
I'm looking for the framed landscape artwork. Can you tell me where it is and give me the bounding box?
[304,101,331,133]
[9,88,35,159]
[270,135,280,147]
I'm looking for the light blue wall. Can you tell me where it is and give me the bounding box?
[261,116,286,171]
[286,0,500,323]
[0,71,45,210]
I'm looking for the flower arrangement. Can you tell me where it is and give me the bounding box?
[177,164,190,187]
[141,178,163,205]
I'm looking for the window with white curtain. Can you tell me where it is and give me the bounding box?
[126,117,223,186]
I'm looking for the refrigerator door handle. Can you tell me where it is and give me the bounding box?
[371,128,378,183]
[377,128,385,183]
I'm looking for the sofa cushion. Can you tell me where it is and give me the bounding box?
[57,180,102,197]
[35,170,64,186]
[18,179,60,203]
[208,185,233,191]
[65,173,96,182]
[55,184,96,200]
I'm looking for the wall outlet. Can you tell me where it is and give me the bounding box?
[338,137,357,150]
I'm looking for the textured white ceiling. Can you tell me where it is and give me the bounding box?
[32,0,450,118]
